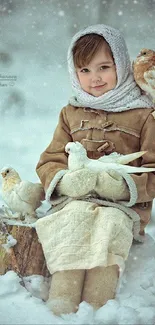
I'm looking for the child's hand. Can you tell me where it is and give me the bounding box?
[95,170,130,201]
[56,168,97,198]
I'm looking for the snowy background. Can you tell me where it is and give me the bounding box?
[0,0,155,324]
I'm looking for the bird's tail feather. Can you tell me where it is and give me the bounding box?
[117,166,155,173]
[117,151,147,165]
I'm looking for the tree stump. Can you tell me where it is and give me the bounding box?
[0,215,50,277]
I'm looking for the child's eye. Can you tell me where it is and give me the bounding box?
[100,65,110,70]
[80,68,89,73]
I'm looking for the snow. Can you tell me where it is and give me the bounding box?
[1,235,155,324]
[118,11,123,16]
[0,0,155,324]
[2,234,17,251]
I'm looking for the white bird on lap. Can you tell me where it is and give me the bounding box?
[56,141,154,203]
[65,141,155,173]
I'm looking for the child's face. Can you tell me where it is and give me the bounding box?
[76,45,117,97]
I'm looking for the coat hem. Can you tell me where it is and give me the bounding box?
[45,169,143,242]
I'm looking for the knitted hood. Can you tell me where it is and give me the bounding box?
[67,24,153,112]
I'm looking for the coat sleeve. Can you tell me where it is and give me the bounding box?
[36,107,72,191]
[131,112,155,203]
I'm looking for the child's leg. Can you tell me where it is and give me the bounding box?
[47,269,85,315]
[82,265,119,309]
[81,206,133,310]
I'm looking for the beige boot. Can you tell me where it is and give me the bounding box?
[47,269,85,315]
[82,265,119,309]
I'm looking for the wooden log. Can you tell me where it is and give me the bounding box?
[0,216,50,277]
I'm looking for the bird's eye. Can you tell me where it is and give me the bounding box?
[143,52,147,55]
[6,169,9,173]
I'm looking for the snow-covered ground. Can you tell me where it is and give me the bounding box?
[0,0,155,324]
[0,233,155,325]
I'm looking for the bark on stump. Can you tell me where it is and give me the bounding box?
[0,220,50,277]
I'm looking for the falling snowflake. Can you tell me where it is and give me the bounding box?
[118,11,123,16]
[58,10,65,17]
[0,5,7,12]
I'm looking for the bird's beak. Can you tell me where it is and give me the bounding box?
[1,172,6,178]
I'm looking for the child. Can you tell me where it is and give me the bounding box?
[35,24,155,315]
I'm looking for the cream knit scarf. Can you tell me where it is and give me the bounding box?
[67,24,153,112]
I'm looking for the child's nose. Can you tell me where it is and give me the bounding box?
[91,72,102,83]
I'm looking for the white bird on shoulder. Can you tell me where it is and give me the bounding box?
[65,141,155,174]
[0,166,45,221]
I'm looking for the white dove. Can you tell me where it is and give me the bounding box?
[0,166,45,221]
[65,141,155,174]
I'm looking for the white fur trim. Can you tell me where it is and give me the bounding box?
[47,197,73,214]
[115,170,138,207]
[45,169,68,202]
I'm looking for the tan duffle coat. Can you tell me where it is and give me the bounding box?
[36,104,155,235]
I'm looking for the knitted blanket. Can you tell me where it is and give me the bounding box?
[36,200,133,274]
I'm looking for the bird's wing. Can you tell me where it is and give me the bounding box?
[87,161,155,173]
[144,68,155,88]
[98,151,146,165]
[15,181,44,205]
[98,152,122,163]
[116,151,146,165]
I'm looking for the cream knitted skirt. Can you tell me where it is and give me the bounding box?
[36,200,133,274]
